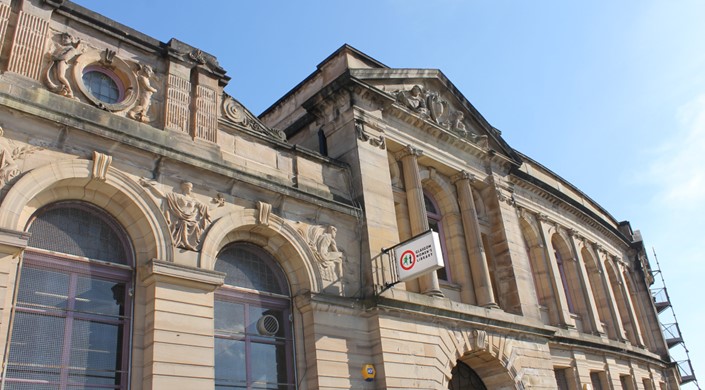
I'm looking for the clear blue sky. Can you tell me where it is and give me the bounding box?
[74,1,705,385]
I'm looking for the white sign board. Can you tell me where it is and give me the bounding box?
[393,230,445,282]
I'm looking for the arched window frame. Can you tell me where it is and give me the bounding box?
[3,202,134,389]
[213,243,295,389]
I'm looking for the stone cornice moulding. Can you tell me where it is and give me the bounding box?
[510,175,631,250]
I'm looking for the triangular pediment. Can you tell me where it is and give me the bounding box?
[350,68,520,165]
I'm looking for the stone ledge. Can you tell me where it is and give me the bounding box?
[141,259,225,291]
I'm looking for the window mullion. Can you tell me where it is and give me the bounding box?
[59,272,78,389]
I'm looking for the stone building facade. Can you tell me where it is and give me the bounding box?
[0,1,680,389]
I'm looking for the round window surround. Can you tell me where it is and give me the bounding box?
[73,50,137,111]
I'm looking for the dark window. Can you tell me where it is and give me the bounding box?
[3,203,132,389]
[318,129,328,156]
[591,372,604,390]
[82,68,121,104]
[554,368,570,390]
[214,244,294,389]
[448,360,487,390]
[425,193,449,281]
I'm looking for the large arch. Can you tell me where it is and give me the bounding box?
[199,208,319,295]
[441,328,522,390]
[0,158,172,263]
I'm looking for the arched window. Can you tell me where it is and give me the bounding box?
[214,243,294,389]
[425,193,450,281]
[3,202,133,389]
[554,249,576,313]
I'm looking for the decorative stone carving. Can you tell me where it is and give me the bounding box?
[395,85,429,115]
[44,33,81,99]
[100,48,116,66]
[257,201,272,226]
[127,64,157,123]
[354,120,385,149]
[393,85,489,146]
[91,151,112,181]
[0,127,42,187]
[140,179,223,251]
[472,329,488,351]
[296,222,343,282]
[222,95,286,142]
[394,144,423,160]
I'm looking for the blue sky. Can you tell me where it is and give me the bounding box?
[74,0,705,384]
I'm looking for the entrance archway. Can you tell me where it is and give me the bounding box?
[449,360,488,390]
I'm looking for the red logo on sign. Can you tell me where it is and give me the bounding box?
[400,250,416,271]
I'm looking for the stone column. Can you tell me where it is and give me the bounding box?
[396,145,442,297]
[594,246,628,342]
[141,260,225,389]
[568,231,605,335]
[615,261,646,347]
[453,171,497,307]
[536,215,576,328]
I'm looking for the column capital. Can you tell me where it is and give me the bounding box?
[451,170,477,184]
[395,144,423,160]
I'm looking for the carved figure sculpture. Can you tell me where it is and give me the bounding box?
[298,223,343,281]
[396,85,428,115]
[44,33,81,99]
[140,179,213,251]
[451,111,468,137]
[128,65,157,122]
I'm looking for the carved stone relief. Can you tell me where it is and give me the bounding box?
[44,33,81,99]
[0,127,42,188]
[223,95,286,142]
[91,151,112,181]
[127,64,157,123]
[140,179,224,251]
[295,221,343,282]
[355,120,385,149]
[393,85,489,145]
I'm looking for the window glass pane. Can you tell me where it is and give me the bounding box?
[424,195,437,214]
[17,267,70,310]
[70,320,122,380]
[214,338,246,386]
[8,311,65,367]
[251,342,287,388]
[82,71,120,104]
[74,276,125,317]
[28,206,127,264]
[215,300,245,335]
[215,247,283,294]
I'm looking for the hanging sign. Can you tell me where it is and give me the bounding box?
[393,230,445,282]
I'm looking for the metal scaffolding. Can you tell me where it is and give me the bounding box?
[651,248,700,389]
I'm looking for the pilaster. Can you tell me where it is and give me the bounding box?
[595,246,629,342]
[140,260,224,390]
[537,215,576,328]
[615,262,646,347]
[568,230,605,335]
[0,228,29,362]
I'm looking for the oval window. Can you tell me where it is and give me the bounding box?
[82,67,122,104]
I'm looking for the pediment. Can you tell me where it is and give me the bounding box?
[350,68,520,165]
[221,94,286,142]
